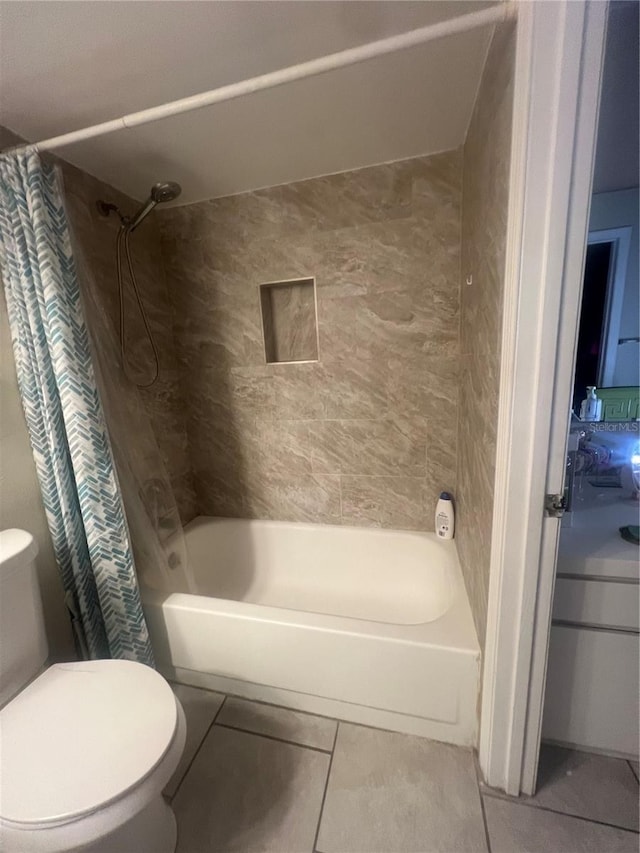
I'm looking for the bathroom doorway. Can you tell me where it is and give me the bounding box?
[479,0,638,797]
[572,227,633,411]
[572,239,613,411]
[541,0,639,761]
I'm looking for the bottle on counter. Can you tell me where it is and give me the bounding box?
[579,386,602,422]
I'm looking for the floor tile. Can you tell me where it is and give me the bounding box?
[216,696,337,751]
[316,723,487,853]
[528,744,639,831]
[165,683,225,798]
[174,725,330,852]
[483,795,639,853]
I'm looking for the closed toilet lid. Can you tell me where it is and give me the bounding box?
[0,660,178,826]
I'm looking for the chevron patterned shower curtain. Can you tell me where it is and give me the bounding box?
[0,149,154,666]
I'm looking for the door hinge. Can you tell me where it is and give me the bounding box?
[545,493,566,518]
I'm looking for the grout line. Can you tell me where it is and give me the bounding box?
[480,789,640,835]
[473,752,493,853]
[169,693,228,802]
[628,760,639,784]
[213,721,334,755]
[219,691,339,723]
[478,788,493,853]
[312,721,340,853]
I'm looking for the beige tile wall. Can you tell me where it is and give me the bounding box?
[159,151,462,529]
[59,164,197,525]
[24,157,198,530]
[457,24,516,648]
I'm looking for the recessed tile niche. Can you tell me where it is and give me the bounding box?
[259,278,319,364]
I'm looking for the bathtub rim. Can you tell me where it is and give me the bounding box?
[142,517,480,655]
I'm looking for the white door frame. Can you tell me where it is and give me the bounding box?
[479,0,608,796]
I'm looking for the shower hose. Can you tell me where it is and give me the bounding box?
[116,225,160,388]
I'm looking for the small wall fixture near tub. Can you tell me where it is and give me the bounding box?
[259,277,319,364]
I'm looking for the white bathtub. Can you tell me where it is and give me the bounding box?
[142,517,481,746]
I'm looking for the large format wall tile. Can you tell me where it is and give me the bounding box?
[341,476,432,529]
[61,164,197,526]
[160,150,463,531]
[243,473,342,525]
[456,24,516,647]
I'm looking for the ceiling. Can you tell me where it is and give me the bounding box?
[593,0,640,195]
[0,1,497,204]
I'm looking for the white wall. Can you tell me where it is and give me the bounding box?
[589,187,640,387]
[0,296,75,660]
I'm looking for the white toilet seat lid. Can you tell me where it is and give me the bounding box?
[0,660,178,826]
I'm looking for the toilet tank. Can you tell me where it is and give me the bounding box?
[0,529,49,708]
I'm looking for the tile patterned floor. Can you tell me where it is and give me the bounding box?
[168,685,640,853]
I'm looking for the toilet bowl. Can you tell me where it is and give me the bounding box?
[0,659,186,853]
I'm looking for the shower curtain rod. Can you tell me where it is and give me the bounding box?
[23,2,516,154]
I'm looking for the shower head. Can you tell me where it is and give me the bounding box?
[127,181,182,232]
[150,181,182,204]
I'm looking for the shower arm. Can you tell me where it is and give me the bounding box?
[127,198,157,233]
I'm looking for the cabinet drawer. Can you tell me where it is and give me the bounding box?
[553,578,639,631]
[543,625,639,756]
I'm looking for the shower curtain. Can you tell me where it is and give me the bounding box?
[0,148,154,666]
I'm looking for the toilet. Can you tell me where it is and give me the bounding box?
[0,529,186,853]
